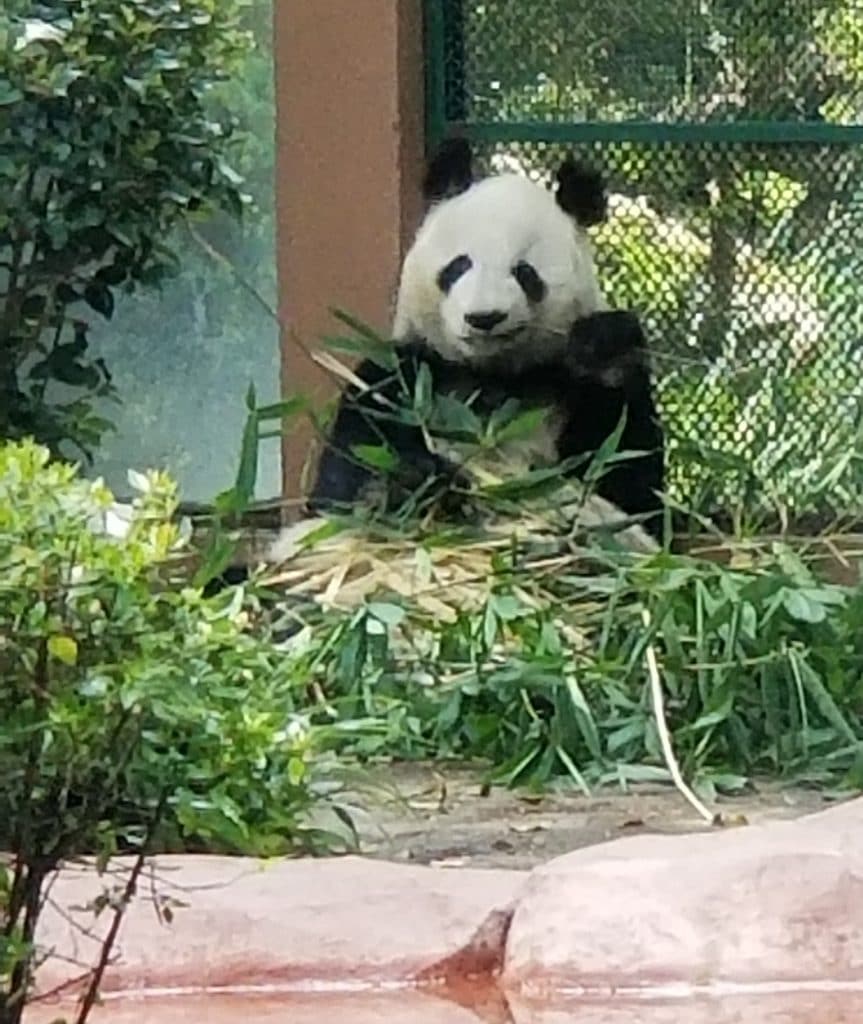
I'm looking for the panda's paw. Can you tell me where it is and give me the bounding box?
[567,310,648,380]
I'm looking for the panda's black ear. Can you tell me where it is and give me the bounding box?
[555,155,608,227]
[423,136,474,203]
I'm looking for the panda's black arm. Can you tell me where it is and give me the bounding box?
[204,350,446,595]
[558,310,665,534]
[308,346,458,513]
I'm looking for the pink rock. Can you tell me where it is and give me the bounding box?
[24,989,863,1024]
[26,796,863,1016]
[32,854,523,999]
[503,797,863,994]
[508,992,863,1024]
[25,992,487,1024]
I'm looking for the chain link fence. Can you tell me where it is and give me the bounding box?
[425,0,863,530]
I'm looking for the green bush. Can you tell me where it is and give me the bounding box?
[0,0,252,462]
[0,439,354,1024]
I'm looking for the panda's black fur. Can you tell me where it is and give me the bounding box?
[309,308,665,537]
[203,139,666,596]
[308,138,665,541]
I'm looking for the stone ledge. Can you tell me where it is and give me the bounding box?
[503,797,863,994]
[33,856,523,998]
[28,796,863,1010]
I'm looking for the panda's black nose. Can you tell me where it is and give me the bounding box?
[465,310,507,332]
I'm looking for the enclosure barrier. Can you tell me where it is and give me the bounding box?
[424,0,863,529]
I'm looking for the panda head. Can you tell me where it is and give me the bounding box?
[393,137,609,366]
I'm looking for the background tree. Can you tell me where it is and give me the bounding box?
[0,0,256,473]
[85,0,281,503]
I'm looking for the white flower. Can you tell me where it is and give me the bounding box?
[16,20,67,50]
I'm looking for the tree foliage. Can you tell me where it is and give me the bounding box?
[85,0,280,503]
[0,0,254,462]
[465,0,863,124]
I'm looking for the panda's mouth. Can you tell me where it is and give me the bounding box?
[463,326,527,347]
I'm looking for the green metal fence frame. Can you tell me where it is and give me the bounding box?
[422,0,863,530]
[423,0,863,150]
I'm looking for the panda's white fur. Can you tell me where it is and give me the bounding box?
[388,171,609,488]
[393,173,608,367]
[265,145,664,566]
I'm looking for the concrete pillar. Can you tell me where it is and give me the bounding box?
[273,0,426,514]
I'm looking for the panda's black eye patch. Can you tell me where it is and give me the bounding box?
[437,254,472,293]
[513,261,546,302]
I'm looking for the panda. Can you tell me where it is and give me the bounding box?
[264,136,666,566]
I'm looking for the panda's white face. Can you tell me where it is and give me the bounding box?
[393,174,607,365]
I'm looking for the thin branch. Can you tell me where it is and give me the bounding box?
[73,789,170,1024]
[641,607,715,824]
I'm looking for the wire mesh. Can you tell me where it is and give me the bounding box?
[427,0,863,528]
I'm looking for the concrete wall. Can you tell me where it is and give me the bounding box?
[273,0,426,513]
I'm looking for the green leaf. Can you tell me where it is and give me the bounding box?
[0,82,23,106]
[586,410,628,477]
[794,655,859,745]
[216,398,260,515]
[123,75,146,97]
[48,635,78,666]
[490,406,547,445]
[782,589,827,624]
[483,601,498,648]
[490,594,522,620]
[351,443,398,472]
[414,363,434,419]
[430,394,482,441]
[83,282,115,320]
[255,395,308,422]
[321,333,398,370]
[564,675,602,760]
[192,534,238,590]
[329,308,389,344]
[367,602,406,627]
[481,462,573,500]
[554,744,591,796]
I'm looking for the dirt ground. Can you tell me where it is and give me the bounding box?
[328,761,837,870]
